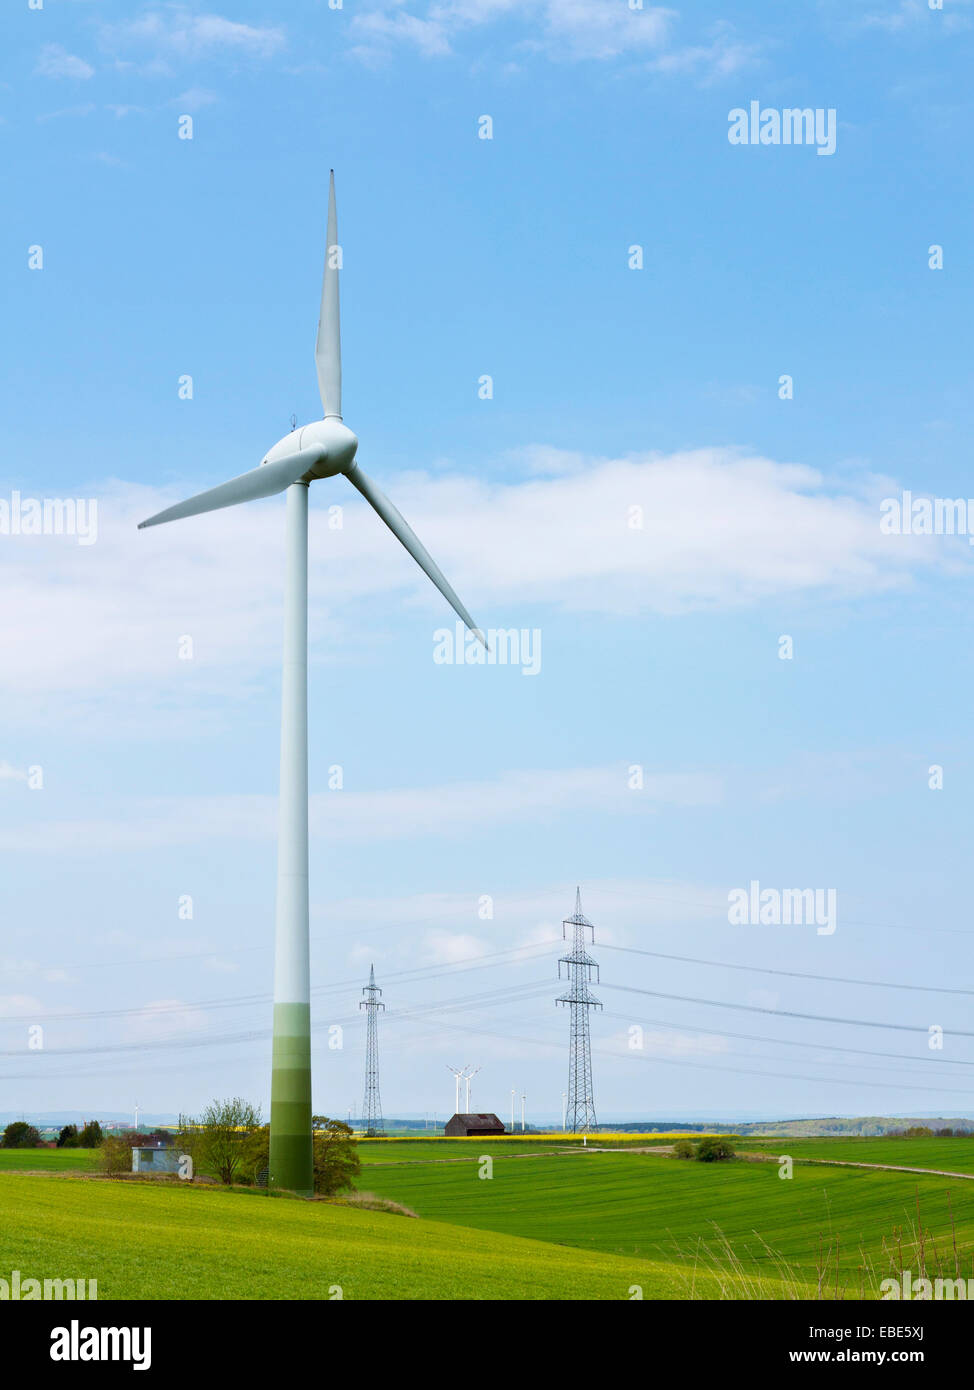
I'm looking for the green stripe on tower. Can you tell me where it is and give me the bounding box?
[269,1002,313,1196]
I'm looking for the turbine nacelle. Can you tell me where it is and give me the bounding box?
[261,418,359,480]
[137,166,484,649]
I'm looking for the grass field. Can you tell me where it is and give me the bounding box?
[356,1140,570,1163]
[0,1173,740,1300]
[0,1148,98,1173]
[357,1147,974,1295]
[741,1136,974,1174]
[4,1137,974,1298]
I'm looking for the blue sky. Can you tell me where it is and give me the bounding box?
[2,0,974,1126]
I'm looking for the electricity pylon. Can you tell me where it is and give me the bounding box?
[556,888,602,1132]
[360,964,385,1136]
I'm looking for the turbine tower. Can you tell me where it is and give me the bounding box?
[138,172,484,1195]
[556,887,602,1133]
[360,964,384,1137]
[448,1066,464,1114]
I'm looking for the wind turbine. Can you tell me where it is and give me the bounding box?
[447,1066,465,1115]
[139,173,484,1196]
[464,1065,481,1112]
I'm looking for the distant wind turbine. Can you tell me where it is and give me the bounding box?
[448,1066,468,1114]
[139,173,484,1196]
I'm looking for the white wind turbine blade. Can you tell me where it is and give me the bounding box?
[315,169,342,420]
[345,463,486,645]
[137,445,327,529]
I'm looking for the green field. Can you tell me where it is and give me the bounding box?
[357,1147,974,1294]
[4,1137,974,1298]
[0,1148,98,1173]
[356,1140,571,1163]
[0,1173,739,1300]
[742,1136,974,1174]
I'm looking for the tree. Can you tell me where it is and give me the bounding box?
[312,1116,360,1196]
[56,1125,79,1148]
[99,1136,131,1176]
[2,1121,41,1149]
[673,1138,696,1159]
[240,1124,270,1186]
[177,1098,262,1186]
[78,1120,103,1148]
[696,1135,736,1162]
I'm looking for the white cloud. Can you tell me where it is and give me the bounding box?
[125,998,211,1042]
[171,86,219,109]
[101,6,285,60]
[0,994,44,1018]
[36,104,97,122]
[0,764,721,852]
[352,0,675,61]
[845,0,970,35]
[35,45,95,80]
[0,450,961,714]
[528,0,674,61]
[423,930,489,964]
[351,1,759,71]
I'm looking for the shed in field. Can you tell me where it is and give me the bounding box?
[444,1113,505,1137]
[131,1145,183,1175]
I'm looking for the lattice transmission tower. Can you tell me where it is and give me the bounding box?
[359,964,385,1136]
[556,888,602,1132]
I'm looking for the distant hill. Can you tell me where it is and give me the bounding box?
[600,1116,974,1137]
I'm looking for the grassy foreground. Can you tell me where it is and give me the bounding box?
[360,1149,974,1294]
[6,1137,974,1300]
[0,1173,741,1300]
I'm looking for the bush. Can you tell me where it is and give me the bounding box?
[673,1138,696,1159]
[176,1098,262,1186]
[235,1116,360,1195]
[696,1135,736,1162]
[312,1117,360,1196]
[99,1136,131,1176]
[2,1122,41,1149]
[78,1121,103,1148]
[56,1125,79,1148]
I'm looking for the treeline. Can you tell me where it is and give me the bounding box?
[1,1121,107,1149]
[99,1098,360,1194]
[887,1126,974,1138]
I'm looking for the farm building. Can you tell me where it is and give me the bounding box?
[131,1144,183,1175]
[445,1113,505,1137]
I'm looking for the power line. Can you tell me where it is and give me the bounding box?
[602,982,974,1037]
[390,1013,974,1097]
[601,942,974,997]
[558,882,974,938]
[596,1010,974,1070]
[0,942,554,1028]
